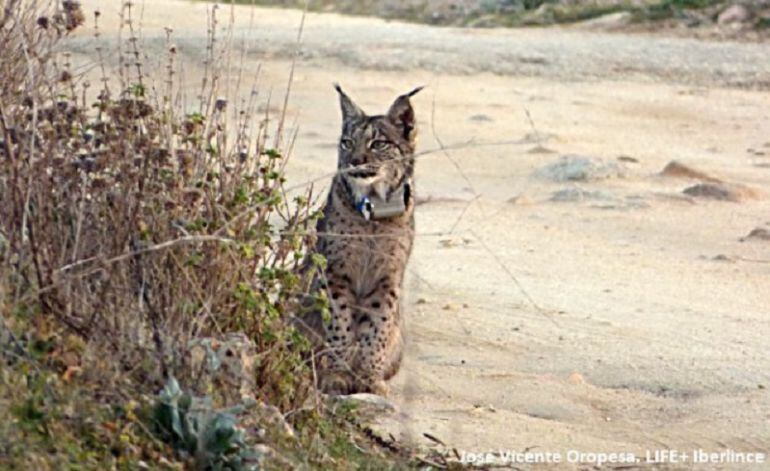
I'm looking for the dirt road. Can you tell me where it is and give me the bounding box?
[71,2,770,468]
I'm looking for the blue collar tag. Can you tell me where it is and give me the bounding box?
[356,197,373,221]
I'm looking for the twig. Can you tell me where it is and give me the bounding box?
[469,229,558,327]
[215,138,529,236]
[59,235,235,273]
[423,432,446,446]
[274,3,306,149]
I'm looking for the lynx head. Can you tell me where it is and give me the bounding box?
[334,84,422,205]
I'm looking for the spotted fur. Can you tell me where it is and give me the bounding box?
[300,85,421,395]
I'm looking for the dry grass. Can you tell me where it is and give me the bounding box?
[0,1,414,468]
[1,0,317,395]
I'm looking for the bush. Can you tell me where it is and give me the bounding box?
[0,0,333,467]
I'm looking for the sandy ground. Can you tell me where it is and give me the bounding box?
[69,2,770,468]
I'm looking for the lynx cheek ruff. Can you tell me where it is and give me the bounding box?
[356,181,411,221]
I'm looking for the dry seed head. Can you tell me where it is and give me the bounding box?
[62,1,86,31]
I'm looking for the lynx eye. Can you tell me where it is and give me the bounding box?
[370,140,391,151]
[340,138,354,151]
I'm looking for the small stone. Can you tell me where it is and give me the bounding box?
[740,227,770,242]
[568,372,585,385]
[527,144,557,154]
[712,254,734,262]
[338,393,397,413]
[439,239,458,248]
[469,114,493,122]
[508,195,534,205]
[550,187,616,203]
[535,155,624,182]
[683,182,760,202]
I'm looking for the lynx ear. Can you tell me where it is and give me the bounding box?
[334,83,364,122]
[387,86,423,141]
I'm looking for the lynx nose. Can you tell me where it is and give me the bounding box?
[350,158,364,167]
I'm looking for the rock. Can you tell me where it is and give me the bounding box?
[550,187,616,203]
[660,161,720,182]
[682,182,760,202]
[568,372,586,385]
[439,238,459,248]
[188,333,257,404]
[255,402,296,438]
[527,144,557,154]
[577,11,632,30]
[712,254,735,262]
[237,398,295,440]
[335,393,397,413]
[740,227,770,242]
[660,161,761,202]
[251,444,294,468]
[507,194,535,205]
[440,237,471,248]
[718,4,752,25]
[535,155,624,182]
[683,183,731,200]
[617,155,639,163]
[469,113,493,122]
[550,186,648,209]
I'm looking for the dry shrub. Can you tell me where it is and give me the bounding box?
[0,0,320,415]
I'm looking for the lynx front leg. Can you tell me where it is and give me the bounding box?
[319,276,357,395]
[353,286,402,395]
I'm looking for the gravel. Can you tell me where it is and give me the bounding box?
[68,1,770,90]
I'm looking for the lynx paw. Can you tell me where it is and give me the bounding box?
[319,372,352,396]
[359,378,389,396]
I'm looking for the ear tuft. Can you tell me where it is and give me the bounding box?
[334,83,364,122]
[406,86,425,98]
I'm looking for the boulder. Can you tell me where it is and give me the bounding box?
[717,4,752,26]
[660,161,720,182]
